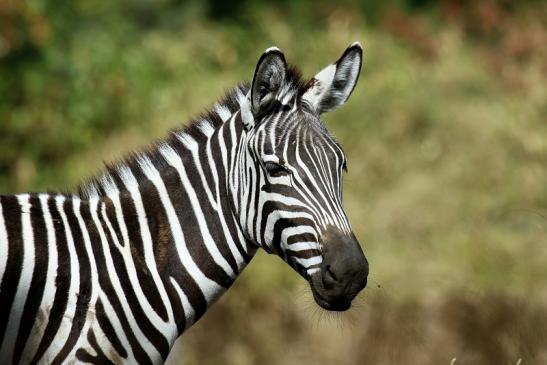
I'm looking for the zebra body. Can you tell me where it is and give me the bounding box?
[0,43,368,364]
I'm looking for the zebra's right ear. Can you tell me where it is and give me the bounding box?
[250,47,287,119]
[302,42,362,114]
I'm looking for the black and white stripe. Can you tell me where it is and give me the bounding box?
[0,42,364,364]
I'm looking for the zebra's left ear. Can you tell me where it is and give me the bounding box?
[302,42,363,114]
[251,47,287,119]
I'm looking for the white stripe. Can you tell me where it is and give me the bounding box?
[73,198,99,295]
[100,201,170,356]
[159,145,236,278]
[20,194,59,362]
[281,226,318,241]
[307,267,320,276]
[117,165,178,343]
[286,126,329,228]
[264,46,281,53]
[0,194,35,360]
[138,156,224,306]
[98,293,137,364]
[281,89,295,105]
[88,197,160,362]
[285,241,321,252]
[173,137,218,207]
[39,196,81,361]
[229,111,241,211]
[305,142,339,228]
[99,179,174,339]
[263,193,308,208]
[0,199,8,286]
[264,210,314,249]
[205,137,246,270]
[100,174,126,248]
[218,121,230,177]
[176,133,197,150]
[101,203,120,247]
[64,197,100,361]
[215,104,232,122]
[309,141,350,232]
[293,256,322,268]
[83,182,100,200]
[170,277,195,330]
[301,138,339,227]
[314,134,350,232]
[293,129,332,228]
[198,119,215,137]
[245,165,258,239]
[87,314,124,364]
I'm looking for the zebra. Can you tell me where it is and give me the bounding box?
[0,42,369,364]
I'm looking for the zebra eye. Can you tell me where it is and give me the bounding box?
[264,161,289,178]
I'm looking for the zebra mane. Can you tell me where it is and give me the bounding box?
[76,67,307,199]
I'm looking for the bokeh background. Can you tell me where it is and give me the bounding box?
[1,0,547,364]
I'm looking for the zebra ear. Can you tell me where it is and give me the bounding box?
[302,42,363,114]
[251,47,287,118]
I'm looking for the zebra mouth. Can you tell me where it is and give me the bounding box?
[312,293,352,311]
[309,275,352,311]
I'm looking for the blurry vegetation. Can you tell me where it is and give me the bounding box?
[1,0,547,364]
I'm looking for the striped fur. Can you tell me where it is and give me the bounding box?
[0,42,365,364]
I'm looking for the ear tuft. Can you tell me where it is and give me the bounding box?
[302,42,363,114]
[264,46,282,54]
[250,47,287,119]
[349,41,362,49]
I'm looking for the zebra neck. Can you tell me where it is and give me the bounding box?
[130,110,257,335]
[73,84,257,337]
[124,109,256,329]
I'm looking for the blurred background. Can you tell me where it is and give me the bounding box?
[1,0,547,364]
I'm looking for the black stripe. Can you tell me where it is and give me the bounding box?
[103,197,124,247]
[286,248,322,259]
[75,328,116,365]
[52,199,93,364]
[217,117,252,260]
[0,196,23,349]
[98,203,170,360]
[138,179,207,329]
[183,139,239,274]
[30,197,71,365]
[80,202,152,365]
[154,159,232,288]
[286,233,317,245]
[94,299,128,359]
[169,265,208,324]
[111,172,169,322]
[252,162,262,243]
[13,195,49,364]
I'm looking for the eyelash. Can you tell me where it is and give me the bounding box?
[264,161,289,178]
[342,160,348,172]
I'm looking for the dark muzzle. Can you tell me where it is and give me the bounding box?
[310,229,368,311]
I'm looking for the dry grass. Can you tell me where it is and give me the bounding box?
[170,257,547,365]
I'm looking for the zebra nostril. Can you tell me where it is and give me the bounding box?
[326,265,338,281]
[322,265,338,289]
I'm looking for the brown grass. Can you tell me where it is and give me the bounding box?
[170,279,547,365]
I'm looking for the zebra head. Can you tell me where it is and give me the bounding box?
[234,43,368,311]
